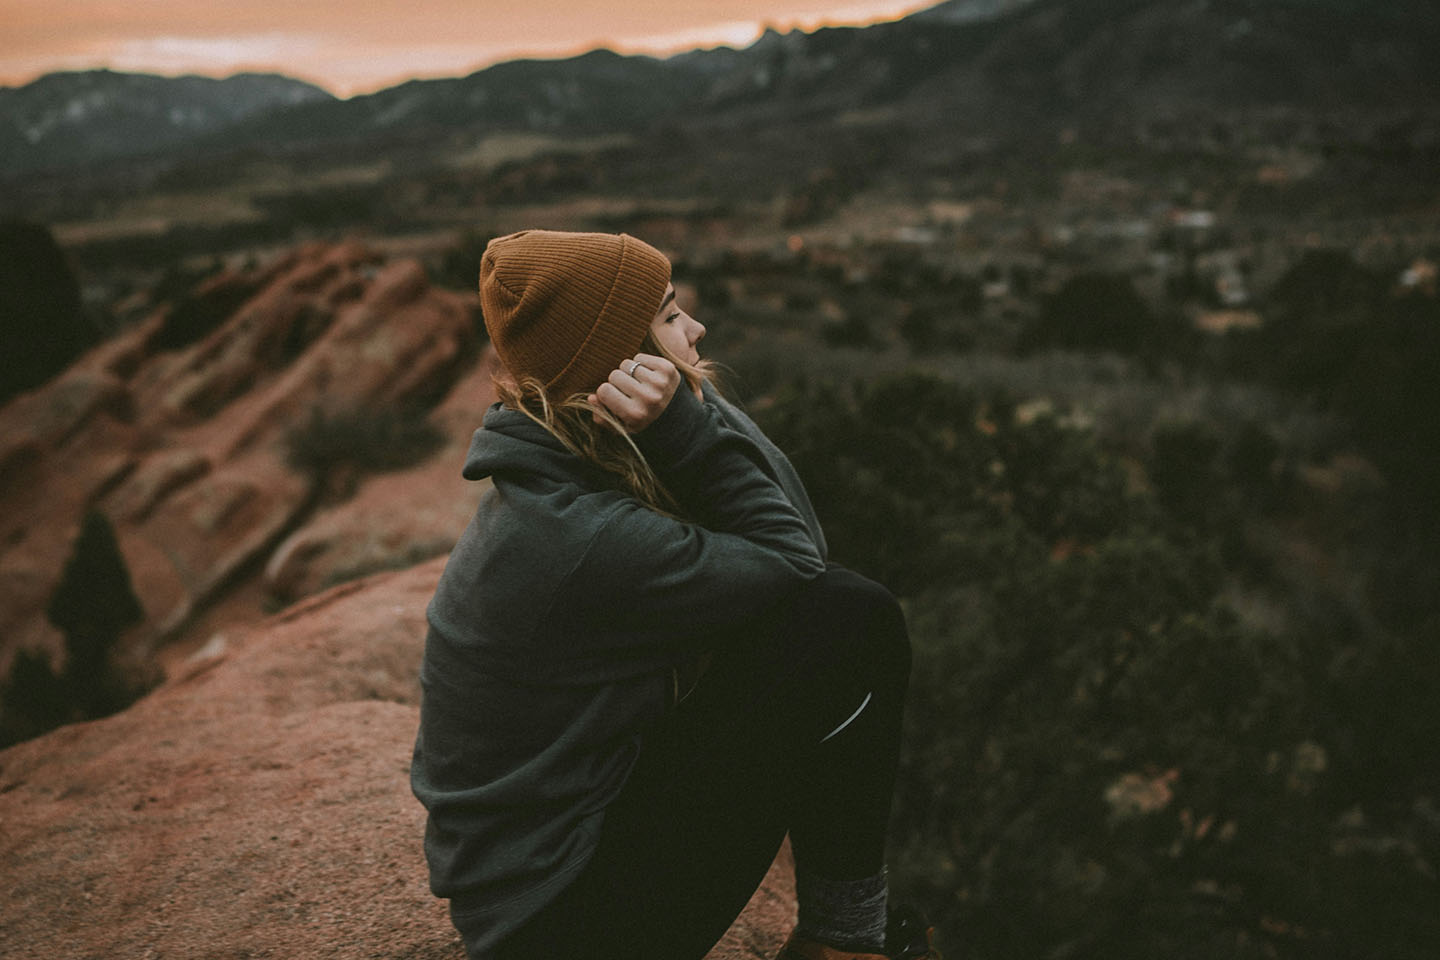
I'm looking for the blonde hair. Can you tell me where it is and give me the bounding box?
[494,331,720,518]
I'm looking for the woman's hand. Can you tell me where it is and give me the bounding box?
[588,353,681,433]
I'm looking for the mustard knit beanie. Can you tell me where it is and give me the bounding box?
[479,229,671,401]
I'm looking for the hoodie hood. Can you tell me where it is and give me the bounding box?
[461,402,609,488]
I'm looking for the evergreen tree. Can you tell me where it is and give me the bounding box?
[0,219,93,403]
[45,509,144,718]
[0,649,69,748]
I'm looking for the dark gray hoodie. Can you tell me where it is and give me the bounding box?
[410,380,827,955]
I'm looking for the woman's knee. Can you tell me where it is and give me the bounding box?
[797,567,911,681]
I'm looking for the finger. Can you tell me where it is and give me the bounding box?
[595,381,645,423]
[628,355,680,397]
[627,360,668,389]
[630,353,677,380]
[608,367,663,403]
[621,357,665,386]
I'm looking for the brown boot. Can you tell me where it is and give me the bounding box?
[883,903,943,959]
[774,933,890,960]
[774,905,943,960]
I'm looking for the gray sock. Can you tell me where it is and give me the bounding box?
[794,866,888,953]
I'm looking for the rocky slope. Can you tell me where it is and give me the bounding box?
[0,558,795,958]
[0,237,796,954]
[0,241,488,695]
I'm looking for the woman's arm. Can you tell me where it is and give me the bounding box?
[559,367,826,641]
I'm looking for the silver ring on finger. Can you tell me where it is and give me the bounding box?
[627,360,646,377]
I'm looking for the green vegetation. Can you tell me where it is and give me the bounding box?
[150,268,267,352]
[283,404,447,485]
[0,220,94,403]
[1,509,147,747]
[755,368,1439,959]
[6,29,1435,944]
[1021,271,1185,359]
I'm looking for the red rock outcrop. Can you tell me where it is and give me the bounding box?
[262,352,500,605]
[0,558,795,959]
[0,241,487,683]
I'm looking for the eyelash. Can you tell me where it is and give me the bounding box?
[666,312,680,322]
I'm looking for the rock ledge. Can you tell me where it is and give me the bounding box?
[0,557,792,959]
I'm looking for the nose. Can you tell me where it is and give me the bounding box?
[690,317,706,346]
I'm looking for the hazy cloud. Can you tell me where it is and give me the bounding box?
[0,0,936,96]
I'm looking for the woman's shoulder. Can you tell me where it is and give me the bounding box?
[479,474,628,545]
[705,382,794,460]
[702,381,759,432]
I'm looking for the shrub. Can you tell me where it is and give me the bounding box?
[283,403,447,481]
[433,228,494,293]
[1149,420,1224,528]
[1,509,148,747]
[898,306,975,353]
[150,272,267,352]
[754,370,1439,959]
[0,219,93,403]
[1023,271,1152,353]
[820,312,878,349]
[0,650,70,747]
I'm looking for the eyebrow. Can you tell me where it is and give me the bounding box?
[658,289,676,312]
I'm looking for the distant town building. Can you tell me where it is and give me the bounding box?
[1195,309,1263,334]
[1169,209,1217,230]
[1400,258,1437,296]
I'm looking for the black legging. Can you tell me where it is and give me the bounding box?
[479,565,912,960]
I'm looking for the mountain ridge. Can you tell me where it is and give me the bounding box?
[4,0,1439,182]
[0,69,334,174]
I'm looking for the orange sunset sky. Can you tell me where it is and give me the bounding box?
[1,0,940,97]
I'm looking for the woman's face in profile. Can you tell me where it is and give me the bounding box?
[650,283,706,366]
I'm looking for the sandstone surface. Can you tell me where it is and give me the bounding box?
[0,557,794,958]
[262,353,499,606]
[0,242,486,684]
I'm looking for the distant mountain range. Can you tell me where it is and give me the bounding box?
[0,71,332,175]
[3,0,1437,179]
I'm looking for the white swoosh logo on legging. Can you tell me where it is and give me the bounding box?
[819,691,873,744]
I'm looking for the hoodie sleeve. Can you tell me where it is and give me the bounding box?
[555,386,826,647]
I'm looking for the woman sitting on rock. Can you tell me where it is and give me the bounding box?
[411,229,935,960]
